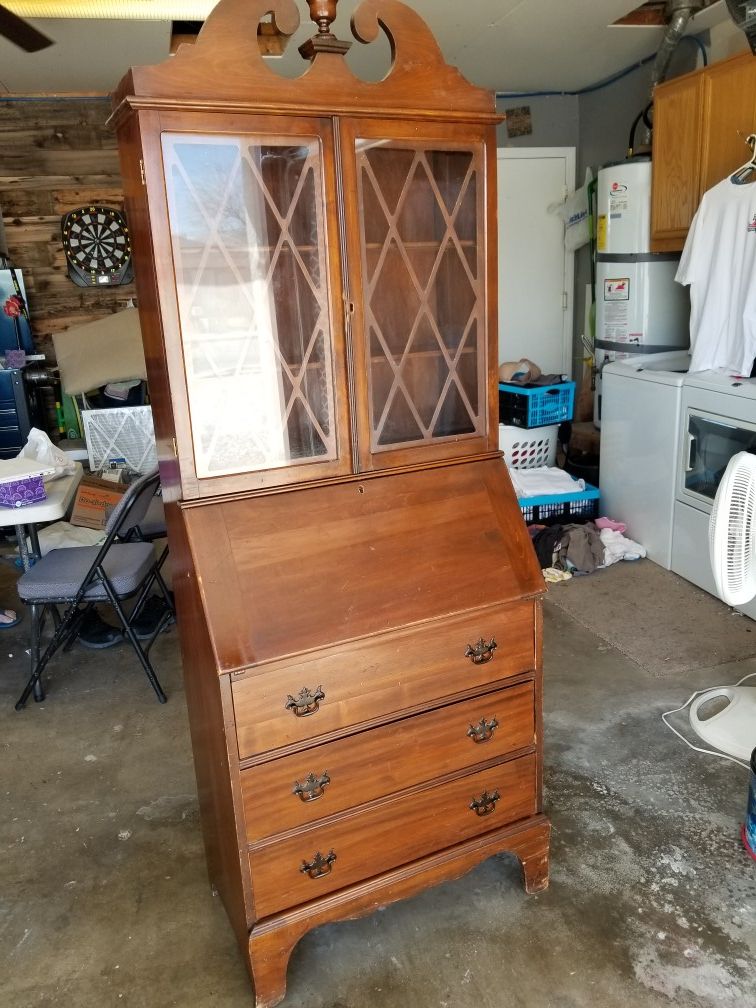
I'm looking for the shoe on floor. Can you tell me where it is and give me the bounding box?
[77,611,123,650]
[0,608,21,629]
[132,594,174,641]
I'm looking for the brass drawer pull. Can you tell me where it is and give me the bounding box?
[467,717,499,744]
[293,770,331,802]
[285,685,325,717]
[301,849,336,879]
[469,789,500,817]
[465,637,497,665]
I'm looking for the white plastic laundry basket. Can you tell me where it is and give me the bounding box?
[498,423,558,469]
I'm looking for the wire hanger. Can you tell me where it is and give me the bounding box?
[730,133,756,185]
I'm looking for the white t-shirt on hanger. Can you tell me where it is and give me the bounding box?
[675,177,756,375]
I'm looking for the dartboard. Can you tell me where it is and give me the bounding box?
[61,205,134,287]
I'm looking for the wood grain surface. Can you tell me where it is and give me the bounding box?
[249,754,537,917]
[112,0,496,120]
[240,681,535,840]
[184,459,543,669]
[232,600,536,757]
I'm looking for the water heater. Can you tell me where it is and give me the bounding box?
[594,158,689,426]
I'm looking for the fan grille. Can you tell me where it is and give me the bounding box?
[709,452,756,605]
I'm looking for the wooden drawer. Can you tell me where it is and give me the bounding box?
[249,754,537,918]
[232,601,536,759]
[241,681,535,841]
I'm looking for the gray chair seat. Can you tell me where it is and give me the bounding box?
[18,542,155,602]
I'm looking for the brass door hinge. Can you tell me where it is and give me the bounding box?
[139,159,145,186]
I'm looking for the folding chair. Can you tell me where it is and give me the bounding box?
[121,488,174,638]
[14,470,174,710]
[123,488,169,570]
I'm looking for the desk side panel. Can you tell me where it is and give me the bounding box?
[166,501,254,943]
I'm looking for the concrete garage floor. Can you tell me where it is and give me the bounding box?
[1,556,755,1008]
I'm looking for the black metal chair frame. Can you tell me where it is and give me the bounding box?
[122,487,169,571]
[15,471,174,710]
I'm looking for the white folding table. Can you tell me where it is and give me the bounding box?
[0,463,83,570]
[0,463,83,701]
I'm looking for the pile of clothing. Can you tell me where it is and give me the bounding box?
[528,517,645,583]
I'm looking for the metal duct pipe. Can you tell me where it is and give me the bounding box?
[651,0,706,93]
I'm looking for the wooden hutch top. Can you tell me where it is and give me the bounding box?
[109,0,543,669]
[111,0,498,122]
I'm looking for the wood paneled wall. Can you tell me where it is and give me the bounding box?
[0,95,134,363]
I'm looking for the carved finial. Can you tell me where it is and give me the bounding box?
[299,0,351,59]
[307,0,337,34]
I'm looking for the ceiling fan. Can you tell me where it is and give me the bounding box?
[0,3,53,51]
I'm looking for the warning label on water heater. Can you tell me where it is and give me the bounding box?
[602,278,631,342]
[597,214,607,251]
[604,278,630,301]
[609,184,629,215]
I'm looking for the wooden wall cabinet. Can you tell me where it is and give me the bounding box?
[111,2,549,1005]
[651,51,756,252]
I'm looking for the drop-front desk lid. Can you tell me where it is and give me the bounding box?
[181,458,544,672]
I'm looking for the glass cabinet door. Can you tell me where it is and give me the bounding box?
[159,125,348,488]
[683,411,756,504]
[343,122,491,468]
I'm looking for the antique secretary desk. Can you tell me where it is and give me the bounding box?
[111,1,550,1003]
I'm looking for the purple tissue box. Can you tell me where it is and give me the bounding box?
[0,474,46,508]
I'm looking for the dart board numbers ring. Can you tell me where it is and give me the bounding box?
[61,205,134,287]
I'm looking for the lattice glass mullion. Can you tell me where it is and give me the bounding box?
[162,132,338,478]
[357,139,485,451]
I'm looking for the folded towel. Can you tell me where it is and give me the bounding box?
[509,466,585,499]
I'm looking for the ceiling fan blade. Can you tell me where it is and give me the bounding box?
[0,4,54,52]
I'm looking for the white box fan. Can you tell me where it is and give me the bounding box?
[686,452,756,763]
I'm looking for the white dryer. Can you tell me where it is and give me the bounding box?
[672,370,756,619]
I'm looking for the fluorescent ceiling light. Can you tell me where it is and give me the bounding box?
[4,2,218,18]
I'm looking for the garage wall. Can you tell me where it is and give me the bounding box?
[495,94,580,150]
[0,95,133,363]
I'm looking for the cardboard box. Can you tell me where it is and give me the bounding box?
[69,475,128,530]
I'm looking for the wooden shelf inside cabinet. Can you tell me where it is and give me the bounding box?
[363,240,478,248]
[369,347,477,361]
[111,1,548,1005]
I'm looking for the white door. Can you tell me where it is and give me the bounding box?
[497,148,575,376]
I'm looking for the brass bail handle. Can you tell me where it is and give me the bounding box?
[469,789,500,817]
[293,770,331,802]
[465,637,497,665]
[467,717,499,744]
[301,849,337,879]
[285,685,325,717]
